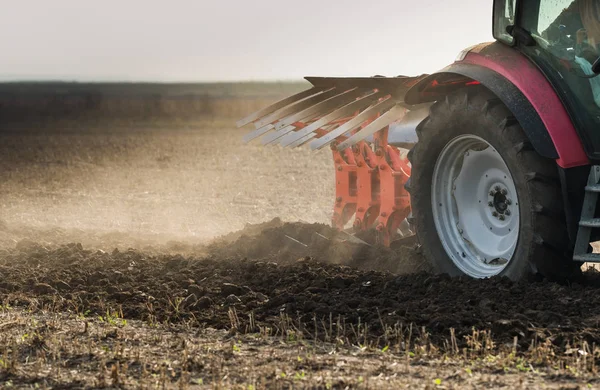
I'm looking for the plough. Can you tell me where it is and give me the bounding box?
[237,76,429,246]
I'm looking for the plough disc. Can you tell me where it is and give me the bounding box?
[237,75,429,246]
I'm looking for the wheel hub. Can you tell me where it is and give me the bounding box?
[489,185,512,218]
[431,135,520,278]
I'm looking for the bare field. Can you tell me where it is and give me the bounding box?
[0,120,334,247]
[1,86,600,388]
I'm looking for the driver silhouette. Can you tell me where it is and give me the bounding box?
[580,0,600,52]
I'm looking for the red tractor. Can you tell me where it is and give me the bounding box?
[238,0,600,282]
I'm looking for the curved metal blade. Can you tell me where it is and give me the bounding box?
[236,86,321,128]
[310,97,396,150]
[288,132,317,148]
[278,90,385,148]
[272,88,360,132]
[336,104,407,150]
[243,88,337,143]
[261,87,367,145]
[255,87,337,129]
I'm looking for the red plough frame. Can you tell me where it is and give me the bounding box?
[237,76,423,246]
[330,125,412,245]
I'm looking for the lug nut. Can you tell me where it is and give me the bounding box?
[499,215,506,221]
[505,209,511,216]
[506,198,512,205]
[495,186,501,192]
[492,211,498,217]
[489,191,495,196]
[488,201,493,207]
[501,188,507,195]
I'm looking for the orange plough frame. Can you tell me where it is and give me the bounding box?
[331,122,411,246]
[237,78,423,246]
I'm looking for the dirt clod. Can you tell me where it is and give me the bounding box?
[225,294,242,305]
[221,282,251,296]
[187,283,204,297]
[182,293,197,308]
[54,280,71,291]
[196,296,214,309]
[33,283,57,295]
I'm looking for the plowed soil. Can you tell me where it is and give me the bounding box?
[1,119,600,388]
[1,221,600,353]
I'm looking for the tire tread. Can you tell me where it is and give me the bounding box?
[410,86,578,281]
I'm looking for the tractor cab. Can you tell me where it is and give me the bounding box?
[494,0,600,157]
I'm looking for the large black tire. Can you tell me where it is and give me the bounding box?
[406,86,580,281]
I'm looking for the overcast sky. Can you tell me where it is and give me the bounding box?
[1,0,492,82]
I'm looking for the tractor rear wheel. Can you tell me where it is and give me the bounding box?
[407,87,580,281]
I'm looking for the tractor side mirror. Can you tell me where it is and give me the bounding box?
[593,57,600,74]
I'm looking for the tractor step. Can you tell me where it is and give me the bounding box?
[579,218,600,228]
[585,185,600,193]
[573,253,600,263]
[573,166,600,262]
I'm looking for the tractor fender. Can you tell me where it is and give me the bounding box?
[404,62,561,160]
[404,42,590,169]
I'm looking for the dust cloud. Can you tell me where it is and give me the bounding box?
[0,123,335,252]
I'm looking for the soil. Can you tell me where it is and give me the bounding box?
[1,118,600,388]
[1,220,600,388]
[2,219,600,356]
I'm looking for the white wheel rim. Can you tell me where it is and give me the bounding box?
[431,135,519,278]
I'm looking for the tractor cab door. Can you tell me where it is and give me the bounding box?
[494,0,600,160]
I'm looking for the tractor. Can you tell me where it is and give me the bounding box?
[237,0,600,282]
